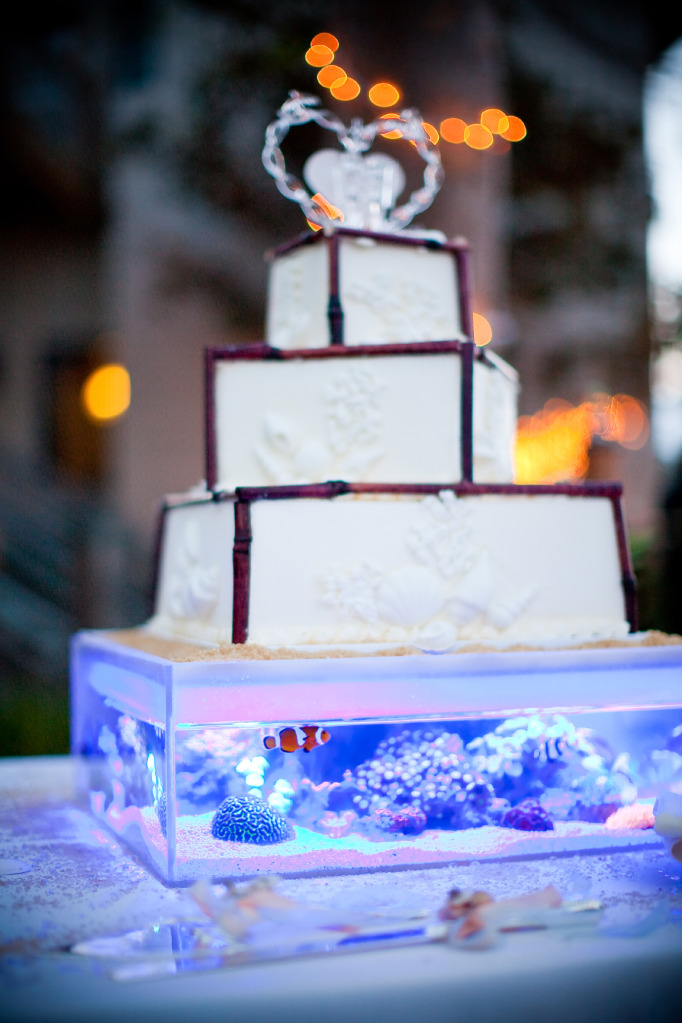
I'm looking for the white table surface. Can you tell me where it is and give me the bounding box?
[2,756,682,1023]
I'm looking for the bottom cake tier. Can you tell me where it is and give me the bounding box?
[148,481,635,650]
[71,629,682,884]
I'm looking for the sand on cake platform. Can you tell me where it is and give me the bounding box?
[108,628,682,664]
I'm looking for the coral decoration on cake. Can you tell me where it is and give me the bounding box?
[262,92,443,232]
[168,520,220,620]
[342,275,453,341]
[321,491,538,647]
[253,366,386,484]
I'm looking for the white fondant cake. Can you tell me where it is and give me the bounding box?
[148,485,631,650]
[208,344,518,490]
[144,97,637,654]
[266,229,467,348]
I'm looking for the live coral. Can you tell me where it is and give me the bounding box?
[605,803,655,830]
[211,795,292,844]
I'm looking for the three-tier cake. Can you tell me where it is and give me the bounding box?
[71,95,682,886]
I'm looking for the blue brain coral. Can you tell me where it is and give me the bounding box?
[211,795,291,844]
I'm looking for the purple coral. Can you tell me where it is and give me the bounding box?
[372,804,428,835]
[501,798,554,831]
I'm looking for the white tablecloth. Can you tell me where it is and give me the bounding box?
[2,756,682,1022]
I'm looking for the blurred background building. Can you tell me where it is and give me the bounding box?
[0,0,680,753]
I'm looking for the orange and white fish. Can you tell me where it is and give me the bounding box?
[263,725,331,754]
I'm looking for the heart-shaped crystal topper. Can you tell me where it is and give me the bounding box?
[262,91,443,232]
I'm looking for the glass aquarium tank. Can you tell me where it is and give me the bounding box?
[71,630,682,885]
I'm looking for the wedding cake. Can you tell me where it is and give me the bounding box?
[145,93,634,654]
[70,93,682,888]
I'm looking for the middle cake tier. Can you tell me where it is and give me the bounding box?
[205,341,519,491]
[148,482,634,650]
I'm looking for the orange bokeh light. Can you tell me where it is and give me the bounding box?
[330,76,361,101]
[368,82,401,107]
[305,44,334,68]
[379,112,403,139]
[421,121,439,144]
[593,394,649,450]
[81,364,131,422]
[311,32,339,51]
[499,115,527,141]
[472,312,493,346]
[317,64,347,88]
[409,121,439,147]
[464,123,494,150]
[514,394,649,483]
[440,117,467,143]
[480,108,510,134]
[311,192,344,222]
[515,404,592,483]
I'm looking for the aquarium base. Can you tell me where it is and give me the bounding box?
[72,629,682,886]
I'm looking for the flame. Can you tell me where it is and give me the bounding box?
[514,394,649,483]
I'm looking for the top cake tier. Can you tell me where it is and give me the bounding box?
[204,226,519,491]
[266,227,470,348]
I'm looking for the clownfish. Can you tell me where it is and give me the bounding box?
[263,725,331,754]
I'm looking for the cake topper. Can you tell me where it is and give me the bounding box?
[262,91,443,232]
